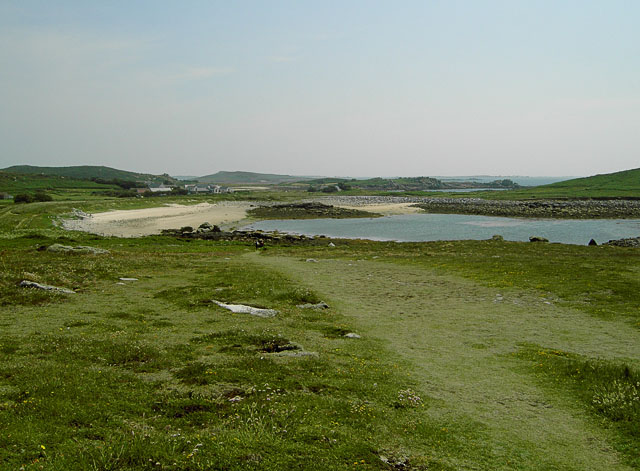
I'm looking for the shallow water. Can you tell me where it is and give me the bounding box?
[244,214,640,245]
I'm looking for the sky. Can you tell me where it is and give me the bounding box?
[1,1,639,178]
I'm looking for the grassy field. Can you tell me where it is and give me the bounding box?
[1,195,639,470]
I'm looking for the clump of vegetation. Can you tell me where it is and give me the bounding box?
[519,347,640,466]
[13,190,53,204]
[394,388,424,408]
[248,202,381,219]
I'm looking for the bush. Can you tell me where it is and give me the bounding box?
[13,193,34,204]
[34,190,53,202]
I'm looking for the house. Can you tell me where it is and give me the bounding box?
[184,184,233,194]
[147,184,173,193]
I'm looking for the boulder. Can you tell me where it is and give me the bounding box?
[197,222,214,233]
[529,236,549,243]
[212,300,278,318]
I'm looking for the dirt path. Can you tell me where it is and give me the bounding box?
[256,254,638,471]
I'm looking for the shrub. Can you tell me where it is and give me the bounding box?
[13,193,33,204]
[34,190,53,202]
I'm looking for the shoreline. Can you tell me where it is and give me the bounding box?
[311,195,640,219]
[62,201,255,238]
[61,196,640,238]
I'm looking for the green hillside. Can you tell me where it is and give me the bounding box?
[489,168,640,199]
[2,165,176,185]
[545,168,640,192]
[0,171,118,194]
[197,171,315,185]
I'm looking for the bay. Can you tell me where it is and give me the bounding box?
[244,214,640,245]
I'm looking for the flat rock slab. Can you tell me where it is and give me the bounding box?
[46,243,110,255]
[19,280,75,294]
[297,301,330,310]
[119,277,139,281]
[212,300,278,318]
[274,350,319,358]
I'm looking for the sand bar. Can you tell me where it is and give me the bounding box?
[333,202,421,215]
[63,202,252,238]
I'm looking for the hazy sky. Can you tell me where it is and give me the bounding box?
[1,1,639,177]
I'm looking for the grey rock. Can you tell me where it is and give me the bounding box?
[604,236,640,247]
[197,222,213,233]
[46,244,110,255]
[529,236,549,243]
[344,332,361,339]
[71,208,91,219]
[297,301,330,310]
[19,280,75,294]
[212,300,278,318]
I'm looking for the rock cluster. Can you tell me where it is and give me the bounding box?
[312,195,640,219]
[248,202,381,219]
[161,226,324,245]
[411,198,640,219]
[603,236,640,247]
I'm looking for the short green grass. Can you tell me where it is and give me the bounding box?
[517,346,639,467]
[1,237,469,470]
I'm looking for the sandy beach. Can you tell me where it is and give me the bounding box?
[62,197,424,238]
[62,202,253,237]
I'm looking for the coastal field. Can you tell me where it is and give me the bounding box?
[0,186,639,470]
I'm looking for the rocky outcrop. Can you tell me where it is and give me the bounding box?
[603,237,640,247]
[247,202,382,219]
[196,222,221,233]
[19,280,76,294]
[161,227,329,246]
[410,198,640,219]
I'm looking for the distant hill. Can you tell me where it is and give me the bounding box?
[2,165,177,185]
[197,171,316,185]
[0,171,119,194]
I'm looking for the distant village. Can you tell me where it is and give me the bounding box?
[140,183,233,195]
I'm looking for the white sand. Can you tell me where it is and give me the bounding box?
[63,202,252,238]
